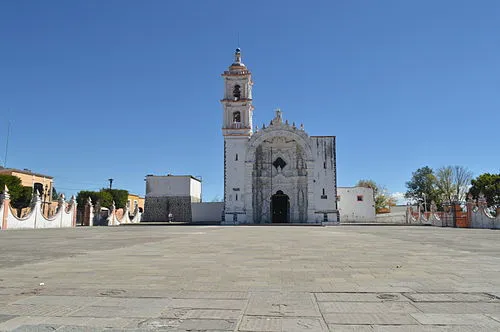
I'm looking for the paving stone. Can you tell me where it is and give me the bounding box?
[183,309,242,319]
[282,317,328,331]
[175,291,248,299]
[246,292,321,317]
[486,314,500,323]
[0,316,47,331]
[0,304,81,316]
[94,297,170,308]
[239,316,281,331]
[168,298,246,310]
[328,325,374,332]
[410,313,500,326]
[371,326,480,332]
[68,305,163,318]
[404,292,498,302]
[0,314,16,323]
[11,325,60,332]
[316,292,406,302]
[55,327,104,332]
[178,318,236,330]
[412,302,500,314]
[319,301,420,314]
[323,313,419,325]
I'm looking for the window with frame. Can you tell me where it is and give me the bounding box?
[357,195,363,202]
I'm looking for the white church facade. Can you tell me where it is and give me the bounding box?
[142,49,375,224]
[222,49,338,224]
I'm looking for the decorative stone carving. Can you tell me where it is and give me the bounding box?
[1,185,9,200]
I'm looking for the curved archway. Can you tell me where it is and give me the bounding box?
[271,190,289,223]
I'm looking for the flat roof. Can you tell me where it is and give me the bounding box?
[0,167,53,179]
[145,174,201,182]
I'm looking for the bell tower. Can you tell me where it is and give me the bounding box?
[221,48,253,224]
[221,48,253,136]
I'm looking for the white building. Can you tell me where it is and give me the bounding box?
[337,187,376,222]
[222,48,338,224]
[142,175,202,222]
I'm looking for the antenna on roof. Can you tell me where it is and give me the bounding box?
[3,117,11,168]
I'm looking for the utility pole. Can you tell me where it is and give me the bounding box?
[108,178,113,190]
[3,120,11,167]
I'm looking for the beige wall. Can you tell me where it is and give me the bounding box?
[127,194,145,211]
[0,170,54,199]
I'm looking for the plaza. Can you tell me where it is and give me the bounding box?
[0,225,499,331]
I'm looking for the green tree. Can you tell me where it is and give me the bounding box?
[76,190,99,212]
[468,173,500,208]
[356,179,396,213]
[75,188,127,210]
[0,175,33,217]
[405,166,441,209]
[102,189,128,209]
[51,187,58,201]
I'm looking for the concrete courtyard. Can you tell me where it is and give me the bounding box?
[0,225,499,331]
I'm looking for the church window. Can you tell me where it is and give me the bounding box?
[233,84,241,100]
[321,188,327,199]
[233,111,241,123]
[272,157,287,170]
[357,195,364,202]
[235,194,238,201]
[235,153,238,161]
[324,161,327,169]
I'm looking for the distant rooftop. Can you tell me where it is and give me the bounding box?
[145,174,201,182]
[0,167,53,179]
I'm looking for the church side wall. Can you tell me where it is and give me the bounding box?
[224,137,248,223]
[192,202,224,223]
[311,136,338,223]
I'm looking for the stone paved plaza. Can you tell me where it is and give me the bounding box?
[0,225,499,331]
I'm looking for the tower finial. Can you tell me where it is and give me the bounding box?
[234,47,242,65]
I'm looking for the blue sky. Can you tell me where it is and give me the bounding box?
[1,0,499,202]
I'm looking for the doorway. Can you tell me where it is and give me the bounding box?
[271,190,289,223]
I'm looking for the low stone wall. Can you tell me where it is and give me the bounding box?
[191,202,224,223]
[1,186,76,230]
[405,194,500,229]
[142,196,192,222]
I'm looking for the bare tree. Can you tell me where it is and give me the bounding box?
[454,165,473,201]
[436,166,473,202]
[436,167,454,202]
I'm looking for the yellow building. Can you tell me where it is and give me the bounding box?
[0,167,56,217]
[0,167,54,198]
[127,193,145,212]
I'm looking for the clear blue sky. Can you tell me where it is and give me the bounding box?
[1,0,499,202]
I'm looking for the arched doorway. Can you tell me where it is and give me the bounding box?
[271,190,289,223]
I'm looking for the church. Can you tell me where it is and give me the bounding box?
[143,48,361,224]
[221,48,338,224]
